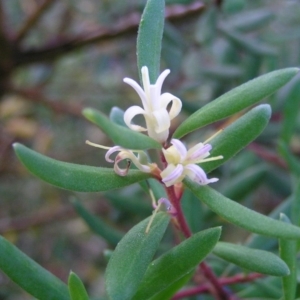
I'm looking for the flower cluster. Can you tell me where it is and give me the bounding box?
[87,67,222,188]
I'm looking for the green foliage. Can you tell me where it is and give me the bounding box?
[173,68,298,139]
[137,0,165,83]
[105,213,170,300]
[5,1,300,299]
[0,236,69,300]
[68,272,89,300]
[13,143,152,192]
[83,108,161,150]
[279,214,297,300]
[185,182,300,239]
[202,104,271,173]
[213,242,289,276]
[133,227,221,299]
[71,199,123,246]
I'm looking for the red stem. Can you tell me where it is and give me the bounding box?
[165,184,231,300]
[172,273,263,299]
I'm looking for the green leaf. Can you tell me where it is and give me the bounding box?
[213,242,289,276]
[280,79,300,144]
[0,235,69,300]
[237,276,281,298]
[106,192,152,217]
[220,25,277,56]
[202,104,271,173]
[105,212,170,300]
[173,68,298,139]
[185,182,300,240]
[83,108,161,150]
[137,0,165,83]
[109,106,127,127]
[147,271,193,300]
[279,214,297,300]
[246,197,292,250]
[220,164,266,200]
[13,143,152,192]
[68,271,89,300]
[71,199,123,246]
[133,227,221,299]
[279,142,300,177]
[223,9,274,32]
[291,181,300,229]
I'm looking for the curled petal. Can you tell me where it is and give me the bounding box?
[114,150,152,176]
[123,78,148,110]
[155,69,170,95]
[147,125,169,144]
[152,108,170,133]
[186,143,212,162]
[170,139,187,160]
[105,146,123,163]
[184,164,218,185]
[161,164,184,187]
[114,156,131,176]
[123,105,148,132]
[160,93,182,120]
[141,66,151,101]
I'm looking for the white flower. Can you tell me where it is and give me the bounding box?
[86,140,155,176]
[123,66,182,143]
[160,139,223,187]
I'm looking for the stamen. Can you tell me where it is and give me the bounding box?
[200,155,224,163]
[203,129,223,144]
[149,188,157,209]
[85,140,111,150]
[145,202,161,234]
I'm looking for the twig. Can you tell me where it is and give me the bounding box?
[15,0,57,43]
[165,184,231,300]
[15,1,205,66]
[0,200,108,234]
[172,273,263,299]
[10,87,83,118]
[248,142,287,169]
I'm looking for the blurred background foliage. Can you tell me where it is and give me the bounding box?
[0,0,300,299]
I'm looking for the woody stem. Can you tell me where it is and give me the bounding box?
[165,184,232,300]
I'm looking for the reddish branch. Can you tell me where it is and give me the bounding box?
[172,273,263,299]
[165,184,231,299]
[10,87,83,118]
[15,0,57,43]
[0,201,108,234]
[248,142,287,169]
[14,1,205,66]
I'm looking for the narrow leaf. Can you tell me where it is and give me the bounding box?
[223,9,274,32]
[279,214,297,300]
[173,68,298,139]
[13,143,152,192]
[68,271,89,300]
[220,165,266,200]
[137,0,165,83]
[220,26,277,56]
[105,212,170,300]
[109,106,127,127]
[83,108,160,150]
[185,182,300,240]
[133,227,221,299]
[280,79,300,144]
[0,235,69,300]
[71,199,123,246]
[279,142,300,177]
[202,104,271,173]
[213,242,289,276]
[147,272,193,300]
